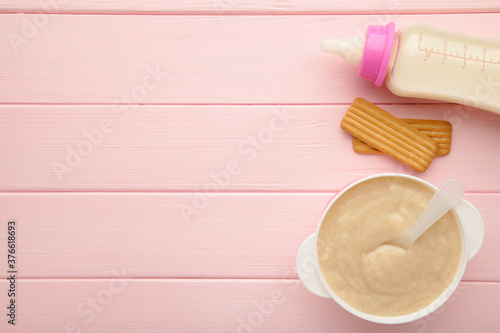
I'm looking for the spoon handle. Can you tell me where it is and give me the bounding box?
[392,178,465,249]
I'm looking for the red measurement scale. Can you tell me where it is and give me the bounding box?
[417,32,500,71]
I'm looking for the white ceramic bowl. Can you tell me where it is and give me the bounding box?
[296,173,484,324]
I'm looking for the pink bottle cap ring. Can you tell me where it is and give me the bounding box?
[357,22,395,87]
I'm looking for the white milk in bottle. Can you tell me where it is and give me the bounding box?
[322,22,500,114]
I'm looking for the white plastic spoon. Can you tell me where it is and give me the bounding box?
[387,178,465,250]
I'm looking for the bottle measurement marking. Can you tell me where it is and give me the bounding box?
[418,43,500,66]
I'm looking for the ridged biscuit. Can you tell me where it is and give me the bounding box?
[353,119,452,156]
[341,98,439,172]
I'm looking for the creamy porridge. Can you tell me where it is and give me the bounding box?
[317,176,461,317]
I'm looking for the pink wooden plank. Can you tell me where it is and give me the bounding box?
[1,105,499,191]
[1,14,500,104]
[1,0,499,14]
[0,192,497,280]
[0,279,498,332]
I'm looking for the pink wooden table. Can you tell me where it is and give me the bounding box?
[1,1,500,332]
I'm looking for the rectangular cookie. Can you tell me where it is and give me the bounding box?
[353,119,452,156]
[341,98,439,172]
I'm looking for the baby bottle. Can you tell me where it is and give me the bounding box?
[321,22,500,114]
